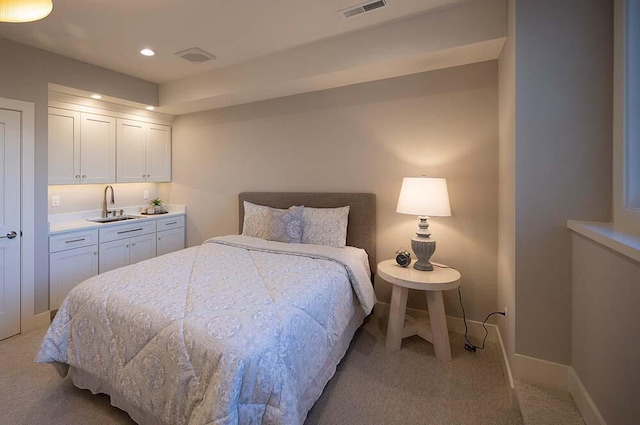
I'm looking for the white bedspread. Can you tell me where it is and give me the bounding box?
[35,235,375,425]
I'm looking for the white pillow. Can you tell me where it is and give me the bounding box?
[300,206,350,247]
[242,201,303,243]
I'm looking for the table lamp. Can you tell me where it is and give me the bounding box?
[396,177,451,271]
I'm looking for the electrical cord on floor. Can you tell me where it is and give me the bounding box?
[457,285,505,352]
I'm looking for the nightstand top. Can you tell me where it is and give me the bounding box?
[377,259,461,290]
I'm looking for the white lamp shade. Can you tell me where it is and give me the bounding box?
[396,177,451,216]
[0,0,53,22]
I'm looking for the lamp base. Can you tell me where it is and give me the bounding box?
[411,237,436,271]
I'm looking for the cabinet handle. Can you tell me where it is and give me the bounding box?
[126,244,130,248]
[93,252,97,256]
[131,242,136,246]
[165,222,177,226]
[158,237,162,240]
[117,228,144,234]
[82,175,87,179]
[75,175,80,179]
[65,238,86,243]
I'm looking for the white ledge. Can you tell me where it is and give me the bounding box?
[567,220,640,263]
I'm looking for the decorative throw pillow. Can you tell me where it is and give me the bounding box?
[299,205,350,247]
[242,201,303,243]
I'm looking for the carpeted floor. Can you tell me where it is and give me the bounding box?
[0,316,521,425]
[515,379,584,425]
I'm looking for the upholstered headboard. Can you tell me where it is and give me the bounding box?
[239,192,376,274]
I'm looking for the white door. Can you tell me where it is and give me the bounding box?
[0,109,21,340]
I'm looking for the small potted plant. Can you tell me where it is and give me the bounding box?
[147,198,166,214]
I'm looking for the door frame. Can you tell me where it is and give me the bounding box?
[0,97,43,333]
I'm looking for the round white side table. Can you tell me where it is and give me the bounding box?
[377,259,461,362]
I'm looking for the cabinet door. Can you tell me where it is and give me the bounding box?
[48,108,80,185]
[116,119,147,183]
[99,238,130,274]
[157,227,185,257]
[130,233,157,264]
[146,124,171,182]
[80,113,116,184]
[49,245,98,310]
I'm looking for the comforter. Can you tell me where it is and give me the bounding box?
[36,235,375,425]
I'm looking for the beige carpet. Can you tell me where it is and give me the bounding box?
[0,316,521,425]
[515,379,584,425]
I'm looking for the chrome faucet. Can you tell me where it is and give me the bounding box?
[102,185,115,218]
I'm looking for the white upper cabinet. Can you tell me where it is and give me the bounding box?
[48,93,173,185]
[116,119,146,182]
[80,113,116,184]
[48,108,116,185]
[48,108,80,185]
[146,123,171,182]
[117,119,171,183]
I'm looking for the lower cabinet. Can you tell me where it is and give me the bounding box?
[156,216,186,256]
[49,230,99,310]
[97,218,157,273]
[49,214,185,310]
[99,233,157,273]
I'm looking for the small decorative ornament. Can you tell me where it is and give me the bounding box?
[395,248,412,267]
[149,197,165,214]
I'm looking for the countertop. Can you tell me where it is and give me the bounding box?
[49,205,186,235]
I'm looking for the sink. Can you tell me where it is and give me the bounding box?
[86,216,142,223]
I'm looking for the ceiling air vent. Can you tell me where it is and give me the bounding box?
[175,47,216,64]
[339,0,388,18]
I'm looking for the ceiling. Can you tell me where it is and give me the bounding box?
[0,0,467,84]
[0,0,506,114]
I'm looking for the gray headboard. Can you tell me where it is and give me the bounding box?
[239,192,376,274]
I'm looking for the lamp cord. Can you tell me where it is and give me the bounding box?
[456,285,505,352]
[433,263,506,352]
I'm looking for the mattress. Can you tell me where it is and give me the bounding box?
[36,235,375,425]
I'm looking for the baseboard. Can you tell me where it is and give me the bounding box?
[23,310,50,333]
[495,325,518,410]
[568,367,607,425]
[513,353,569,389]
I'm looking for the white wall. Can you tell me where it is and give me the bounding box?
[572,235,640,424]
[513,0,613,364]
[0,37,157,313]
[166,61,499,321]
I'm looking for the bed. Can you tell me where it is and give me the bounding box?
[36,192,377,425]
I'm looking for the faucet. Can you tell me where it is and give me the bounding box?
[102,185,115,218]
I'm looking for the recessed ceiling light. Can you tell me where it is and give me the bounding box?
[145,106,155,111]
[91,94,102,99]
[140,48,155,57]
